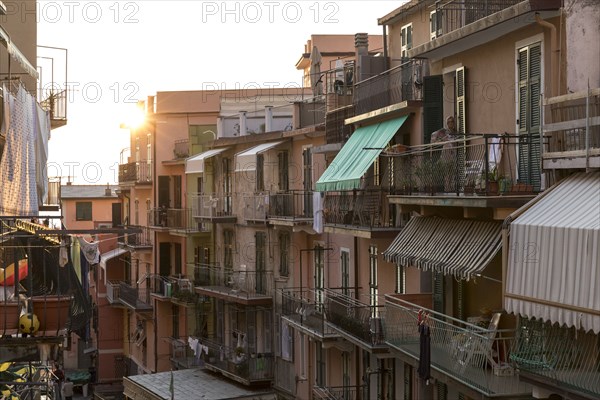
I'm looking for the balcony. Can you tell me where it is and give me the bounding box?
[118,161,152,185]
[543,88,600,170]
[149,274,197,306]
[353,59,424,117]
[118,225,153,250]
[280,288,340,341]
[313,385,366,400]
[510,317,600,398]
[325,63,355,112]
[384,295,531,398]
[201,338,274,385]
[324,289,387,352]
[273,358,296,398]
[191,194,236,223]
[242,194,268,224]
[106,281,123,305]
[173,139,189,159]
[268,191,313,227]
[170,337,202,369]
[119,282,153,312]
[297,96,326,128]
[325,104,354,145]
[148,208,205,233]
[194,265,273,306]
[386,135,539,208]
[323,189,398,236]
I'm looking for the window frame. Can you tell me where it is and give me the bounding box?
[75,201,92,221]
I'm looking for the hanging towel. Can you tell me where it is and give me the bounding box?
[77,236,100,264]
[34,102,51,204]
[59,239,69,267]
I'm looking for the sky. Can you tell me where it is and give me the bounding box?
[37,1,403,185]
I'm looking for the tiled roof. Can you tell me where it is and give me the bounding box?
[60,185,119,199]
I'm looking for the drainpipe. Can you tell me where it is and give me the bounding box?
[353,236,360,394]
[382,24,389,71]
[535,13,558,98]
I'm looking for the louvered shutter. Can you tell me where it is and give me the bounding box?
[423,75,444,144]
[456,67,466,134]
[433,271,445,313]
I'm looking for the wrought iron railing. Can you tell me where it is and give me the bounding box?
[511,317,600,397]
[325,289,386,346]
[148,207,203,231]
[106,280,122,304]
[39,88,67,122]
[353,59,424,115]
[118,161,152,184]
[269,191,313,219]
[201,338,274,381]
[323,189,395,229]
[325,105,354,145]
[281,288,338,337]
[119,282,152,310]
[326,63,355,111]
[191,194,234,219]
[384,135,541,196]
[119,225,153,248]
[194,265,273,297]
[173,139,189,159]
[433,0,522,37]
[274,358,296,397]
[384,296,527,397]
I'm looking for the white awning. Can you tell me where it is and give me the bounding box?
[0,25,39,79]
[505,171,600,333]
[99,248,129,284]
[186,148,228,174]
[234,141,283,172]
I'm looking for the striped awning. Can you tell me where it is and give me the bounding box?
[383,216,502,280]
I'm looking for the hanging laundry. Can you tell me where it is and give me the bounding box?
[313,192,324,234]
[34,101,51,205]
[77,236,100,264]
[59,239,69,267]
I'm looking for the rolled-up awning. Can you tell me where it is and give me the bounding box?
[505,171,600,333]
[99,248,129,284]
[315,115,408,191]
[0,25,39,79]
[186,148,229,174]
[234,141,283,172]
[383,216,502,280]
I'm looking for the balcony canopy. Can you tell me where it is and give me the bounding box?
[99,248,129,284]
[383,216,501,280]
[316,115,408,191]
[505,171,600,334]
[186,148,229,174]
[234,141,283,172]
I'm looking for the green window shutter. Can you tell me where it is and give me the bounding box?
[437,382,448,400]
[423,75,444,144]
[457,279,465,321]
[456,67,466,134]
[403,363,412,400]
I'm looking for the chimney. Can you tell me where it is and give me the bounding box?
[355,33,369,82]
[265,106,273,133]
[105,183,112,196]
[239,111,247,136]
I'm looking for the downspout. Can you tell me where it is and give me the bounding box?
[535,13,558,98]
[501,180,563,305]
[382,24,389,71]
[353,236,360,392]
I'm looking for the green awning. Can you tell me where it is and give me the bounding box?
[316,115,408,191]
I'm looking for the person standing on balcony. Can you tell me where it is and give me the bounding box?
[430,116,460,192]
[431,116,458,143]
[62,378,74,400]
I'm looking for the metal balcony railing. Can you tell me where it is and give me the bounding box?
[281,288,338,338]
[510,317,600,397]
[243,194,269,223]
[119,282,152,311]
[325,63,355,111]
[313,385,366,400]
[269,191,313,219]
[432,0,522,37]
[325,105,354,145]
[323,189,395,229]
[325,289,386,347]
[173,139,189,159]
[544,88,600,157]
[384,296,529,397]
[353,59,424,116]
[194,265,273,298]
[118,161,153,184]
[46,177,61,206]
[274,358,296,397]
[191,194,234,219]
[119,225,153,248]
[201,338,275,382]
[39,88,67,123]
[298,96,326,127]
[106,280,122,304]
[384,135,542,196]
[148,208,203,232]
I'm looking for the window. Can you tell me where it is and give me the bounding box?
[401,23,412,58]
[341,249,350,296]
[278,151,289,192]
[281,320,293,361]
[369,245,378,317]
[223,230,234,271]
[430,10,442,40]
[75,202,92,221]
[256,153,264,192]
[395,265,405,294]
[279,231,290,277]
[255,232,266,294]
[342,352,350,397]
[517,41,542,190]
[316,342,326,387]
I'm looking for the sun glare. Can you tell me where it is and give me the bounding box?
[123,106,146,129]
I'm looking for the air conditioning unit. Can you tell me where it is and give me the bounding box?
[97,223,112,229]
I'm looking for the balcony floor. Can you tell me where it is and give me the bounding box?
[282,313,339,341]
[195,285,272,306]
[388,341,531,398]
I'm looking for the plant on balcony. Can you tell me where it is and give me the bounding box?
[172,289,196,304]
